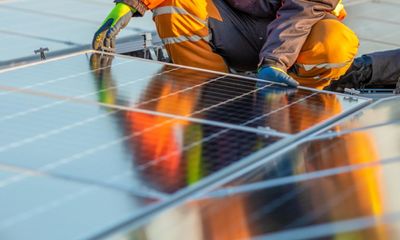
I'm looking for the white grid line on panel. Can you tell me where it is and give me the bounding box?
[0,67,178,122]
[0,83,278,190]
[0,59,136,97]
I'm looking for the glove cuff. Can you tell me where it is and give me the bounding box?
[114,0,147,16]
[116,2,137,13]
[259,58,288,72]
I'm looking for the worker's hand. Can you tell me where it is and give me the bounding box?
[257,66,299,88]
[92,3,135,52]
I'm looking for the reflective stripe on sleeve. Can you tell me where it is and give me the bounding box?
[153,6,208,26]
[161,34,211,45]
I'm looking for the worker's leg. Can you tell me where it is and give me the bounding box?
[327,49,400,91]
[152,0,267,73]
[152,0,228,72]
[290,19,359,90]
[367,49,400,84]
[207,0,269,72]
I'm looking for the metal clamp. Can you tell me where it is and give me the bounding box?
[142,32,157,60]
[34,47,49,60]
[344,88,360,102]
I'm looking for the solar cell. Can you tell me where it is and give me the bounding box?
[0,51,371,239]
[115,97,400,240]
[0,89,280,194]
[325,97,400,132]
[0,168,156,240]
[123,161,400,240]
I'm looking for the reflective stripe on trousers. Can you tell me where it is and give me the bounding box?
[153,6,210,45]
[152,0,228,72]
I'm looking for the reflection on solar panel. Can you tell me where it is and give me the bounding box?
[122,97,400,240]
[0,51,370,239]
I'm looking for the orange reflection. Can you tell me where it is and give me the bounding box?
[260,89,343,133]
[89,53,386,239]
[124,70,203,192]
[90,54,210,192]
[192,92,386,239]
[297,131,386,239]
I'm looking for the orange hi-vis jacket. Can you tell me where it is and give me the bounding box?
[115,0,346,71]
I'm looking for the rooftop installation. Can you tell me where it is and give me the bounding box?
[0,51,370,239]
[1,0,400,239]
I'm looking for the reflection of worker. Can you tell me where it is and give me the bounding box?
[126,87,387,239]
[92,0,364,90]
[123,68,203,193]
[194,96,385,240]
[89,53,269,193]
[249,94,385,238]
[90,53,203,192]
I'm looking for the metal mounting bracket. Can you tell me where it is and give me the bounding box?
[344,88,361,102]
[34,47,49,60]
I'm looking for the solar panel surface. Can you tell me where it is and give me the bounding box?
[119,97,400,240]
[0,51,370,239]
[0,168,155,240]
[0,52,368,134]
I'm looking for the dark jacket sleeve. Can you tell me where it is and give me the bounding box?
[260,0,340,71]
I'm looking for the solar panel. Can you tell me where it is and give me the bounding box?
[0,51,370,239]
[0,52,369,134]
[119,97,400,240]
[328,97,400,132]
[0,89,282,193]
[0,168,155,240]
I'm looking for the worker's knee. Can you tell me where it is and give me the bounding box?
[299,19,359,65]
[293,19,359,89]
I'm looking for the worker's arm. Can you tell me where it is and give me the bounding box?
[259,0,340,72]
[92,3,136,51]
[115,0,165,14]
[93,0,166,52]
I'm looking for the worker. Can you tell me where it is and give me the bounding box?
[93,0,360,90]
